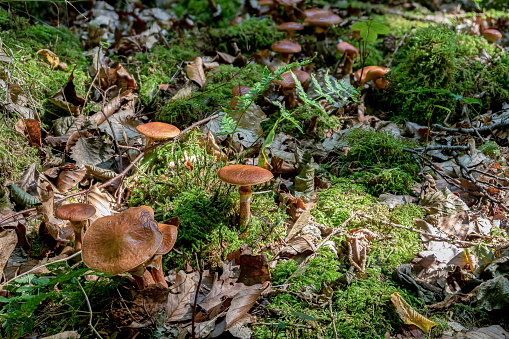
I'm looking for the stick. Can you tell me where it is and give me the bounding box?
[77,280,104,339]
[329,299,339,339]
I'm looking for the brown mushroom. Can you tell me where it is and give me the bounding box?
[482,29,502,43]
[135,122,180,155]
[337,42,359,76]
[271,40,302,63]
[365,67,391,89]
[55,203,96,251]
[272,70,310,107]
[258,0,278,20]
[304,11,341,41]
[146,219,179,288]
[217,165,273,230]
[276,0,304,21]
[303,8,330,18]
[278,22,304,39]
[353,66,380,87]
[230,86,251,110]
[82,206,162,289]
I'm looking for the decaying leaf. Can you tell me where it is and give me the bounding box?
[65,130,94,153]
[57,166,87,193]
[48,73,86,114]
[14,119,42,147]
[70,137,114,167]
[168,85,194,103]
[8,183,41,208]
[0,209,19,278]
[97,102,142,142]
[36,185,72,242]
[165,270,200,322]
[224,282,267,330]
[185,57,207,88]
[347,229,377,272]
[36,49,59,68]
[391,292,437,333]
[87,184,115,224]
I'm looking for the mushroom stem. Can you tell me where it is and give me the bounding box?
[70,220,86,251]
[239,185,254,231]
[283,6,297,21]
[130,265,155,289]
[281,52,291,63]
[342,56,354,76]
[144,136,155,154]
[283,88,297,108]
[315,26,328,41]
[149,255,168,288]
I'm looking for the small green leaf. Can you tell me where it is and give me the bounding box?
[8,184,41,208]
[351,20,389,42]
[291,311,317,321]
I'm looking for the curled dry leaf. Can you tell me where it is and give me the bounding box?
[0,208,19,278]
[36,184,72,242]
[391,292,436,333]
[185,57,207,88]
[36,49,59,68]
[48,73,86,114]
[169,85,194,103]
[347,229,377,273]
[57,166,87,193]
[165,270,200,322]
[87,184,115,224]
[14,119,42,147]
[65,130,94,153]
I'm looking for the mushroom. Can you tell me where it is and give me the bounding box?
[271,40,302,63]
[230,86,252,110]
[276,0,304,21]
[337,42,359,76]
[303,8,329,18]
[82,206,162,289]
[304,11,341,41]
[482,29,502,43]
[231,16,244,26]
[145,219,179,288]
[272,70,310,108]
[217,165,273,230]
[278,22,304,40]
[55,203,96,251]
[258,0,278,20]
[135,122,180,155]
[354,66,390,88]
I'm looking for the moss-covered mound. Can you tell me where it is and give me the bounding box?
[379,25,509,124]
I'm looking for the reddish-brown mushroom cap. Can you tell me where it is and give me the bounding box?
[303,8,329,17]
[304,12,341,26]
[271,40,302,54]
[136,122,180,140]
[217,165,273,186]
[272,71,298,89]
[292,70,311,84]
[82,206,162,275]
[278,22,304,32]
[232,86,251,97]
[55,203,96,221]
[365,67,391,83]
[354,66,379,84]
[258,0,275,4]
[337,42,359,59]
[482,29,502,43]
[155,223,178,255]
[231,16,243,26]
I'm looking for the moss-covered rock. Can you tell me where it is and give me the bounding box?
[378,25,509,124]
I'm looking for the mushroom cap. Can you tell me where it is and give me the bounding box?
[292,70,311,84]
[303,8,329,17]
[365,67,391,83]
[304,12,341,26]
[135,122,180,140]
[271,40,302,54]
[55,203,96,221]
[278,22,304,32]
[258,0,275,5]
[353,66,379,82]
[276,0,303,6]
[217,165,273,186]
[232,86,251,97]
[272,71,297,88]
[82,206,163,275]
[337,42,359,59]
[482,29,502,43]
[155,222,178,255]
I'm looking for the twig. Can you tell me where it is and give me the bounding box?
[191,254,202,339]
[0,114,220,226]
[252,322,313,329]
[387,26,413,68]
[329,299,339,339]
[432,117,509,134]
[77,280,104,339]
[0,250,82,289]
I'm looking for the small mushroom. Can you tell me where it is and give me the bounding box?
[230,86,252,110]
[482,29,502,43]
[271,40,302,63]
[258,0,278,20]
[303,8,330,18]
[304,11,341,41]
[135,122,180,155]
[217,165,273,230]
[272,70,310,108]
[354,66,390,88]
[82,206,162,289]
[278,22,304,39]
[276,0,304,21]
[55,203,96,251]
[337,42,359,76]
[145,219,179,288]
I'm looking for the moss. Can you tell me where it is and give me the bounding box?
[209,18,284,53]
[479,141,501,158]
[378,25,509,125]
[333,129,420,195]
[0,116,39,185]
[370,13,429,36]
[173,0,241,28]
[156,63,265,125]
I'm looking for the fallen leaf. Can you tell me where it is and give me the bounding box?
[225,282,267,330]
[168,85,194,103]
[70,137,114,167]
[41,331,80,339]
[97,101,142,142]
[165,270,200,322]
[391,292,437,333]
[186,57,207,88]
[87,184,115,224]
[57,166,87,193]
[347,229,377,272]
[0,210,18,278]
[36,49,59,68]
[14,119,42,147]
[48,73,86,114]
[65,130,94,153]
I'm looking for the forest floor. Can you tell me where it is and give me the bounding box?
[1,0,509,338]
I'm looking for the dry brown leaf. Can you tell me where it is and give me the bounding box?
[280,234,316,262]
[347,229,377,273]
[185,57,206,88]
[0,210,18,278]
[36,49,59,68]
[41,331,80,339]
[36,185,72,242]
[169,85,194,103]
[14,119,42,147]
[65,130,94,153]
[391,292,436,333]
[87,184,115,224]
[224,282,267,330]
[165,270,200,322]
[199,130,226,161]
[57,166,87,193]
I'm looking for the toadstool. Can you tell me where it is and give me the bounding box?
[55,203,96,251]
[271,40,302,63]
[135,122,180,155]
[337,42,359,76]
[304,11,341,41]
[482,29,502,43]
[278,22,304,39]
[146,219,179,288]
[217,165,273,230]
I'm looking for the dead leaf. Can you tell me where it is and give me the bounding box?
[0,211,18,278]
[70,137,114,167]
[347,229,377,272]
[36,49,59,68]
[87,184,115,224]
[65,130,94,153]
[460,325,509,338]
[14,119,42,147]
[165,270,200,322]
[103,63,138,98]
[57,166,87,193]
[280,234,316,263]
[48,73,86,114]
[186,57,207,88]
[97,101,142,142]
[225,282,267,330]
[168,85,194,103]
[36,185,72,242]
[391,292,437,333]
[41,331,80,339]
